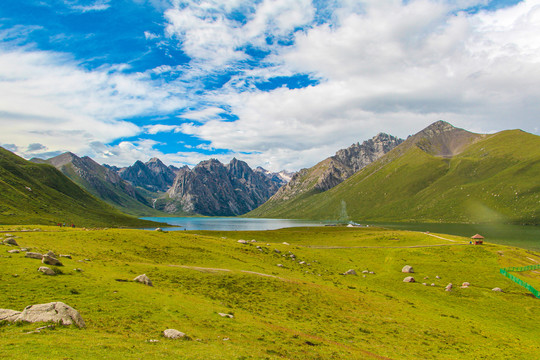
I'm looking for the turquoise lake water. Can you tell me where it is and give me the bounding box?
[141,217,540,251]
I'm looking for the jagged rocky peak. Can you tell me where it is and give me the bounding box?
[334,133,404,173]
[412,120,483,157]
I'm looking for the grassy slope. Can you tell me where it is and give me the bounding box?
[1,226,539,359]
[0,148,160,227]
[56,162,165,217]
[249,130,540,224]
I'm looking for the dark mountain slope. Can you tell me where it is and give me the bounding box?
[0,147,159,227]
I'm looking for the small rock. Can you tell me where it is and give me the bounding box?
[250,240,257,243]
[445,283,453,291]
[435,275,441,279]
[461,282,470,288]
[74,268,83,272]
[20,248,28,252]
[403,276,415,283]
[282,242,289,245]
[25,252,43,259]
[492,287,503,292]
[237,240,248,244]
[343,269,357,276]
[218,313,234,318]
[59,254,72,259]
[290,254,296,259]
[7,249,20,253]
[277,264,283,267]
[38,267,56,276]
[422,283,427,286]
[369,271,375,274]
[402,265,414,273]
[155,228,163,232]
[431,283,435,287]
[299,261,306,265]
[134,274,153,286]
[424,276,429,279]
[163,329,187,339]
[147,339,159,343]
[362,270,369,274]
[42,255,63,266]
[3,238,18,246]
[45,250,56,258]
[274,249,281,254]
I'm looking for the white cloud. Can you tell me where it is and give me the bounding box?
[144,124,182,134]
[181,107,225,122]
[177,0,540,170]
[0,47,187,160]
[66,0,111,13]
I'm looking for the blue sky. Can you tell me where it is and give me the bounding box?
[0,0,538,171]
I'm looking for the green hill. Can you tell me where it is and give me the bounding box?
[249,122,540,224]
[0,147,161,227]
[34,152,165,217]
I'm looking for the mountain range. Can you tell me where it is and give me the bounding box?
[2,120,539,225]
[248,121,540,225]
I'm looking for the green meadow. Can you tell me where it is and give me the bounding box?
[1,226,539,359]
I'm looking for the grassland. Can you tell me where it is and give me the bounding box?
[1,226,539,359]
[249,130,540,225]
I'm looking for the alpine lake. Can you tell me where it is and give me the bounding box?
[142,217,540,251]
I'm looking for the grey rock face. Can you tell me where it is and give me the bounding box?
[165,158,281,216]
[118,158,176,192]
[16,302,85,327]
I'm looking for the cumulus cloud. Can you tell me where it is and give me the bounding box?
[0,46,187,162]
[178,0,540,170]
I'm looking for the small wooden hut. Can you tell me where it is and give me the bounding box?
[471,234,484,245]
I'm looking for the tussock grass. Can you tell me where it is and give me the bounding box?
[1,226,539,359]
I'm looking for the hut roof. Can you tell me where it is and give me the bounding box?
[471,234,484,239]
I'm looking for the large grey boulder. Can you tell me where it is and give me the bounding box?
[26,252,43,259]
[3,238,18,246]
[0,309,21,321]
[163,329,187,339]
[42,255,63,266]
[403,276,415,283]
[16,302,85,327]
[343,269,357,276]
[38,266,56,276]
[134,274,153,286]
[401,265,414,273]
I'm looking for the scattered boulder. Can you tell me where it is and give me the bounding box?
[42,255,63,266]
[0,309,21,321]
[38,267,56,276]
[20,248,28,252]
[155,228,163,232]
[45,250,57,258]
[282,242,289,245]
[299,261,306,265]
[250,240,257,243]
[7,249,20,253]
[422,283,427,286]
[218,313,234,318]
[435,275,441,279]
[277,264,284,267]
[402,265,414,273]
[26,252,43,259]
[369,271,375,274]
[59,254,72,259]
[362,270,369,274]
[403,276,415,283]
[431,283,435,287]
[134,274,153,286]
[461,282,470,288]
[237,240,248,244]
[274,249,281,254]
[3,238,18,246]
[343,269,357,276]
[445,283,453,291]
[492,287,503,292]
[163,329,187,339]
[16,302,85,327]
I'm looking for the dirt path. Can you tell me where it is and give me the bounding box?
[301,243,467,249]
